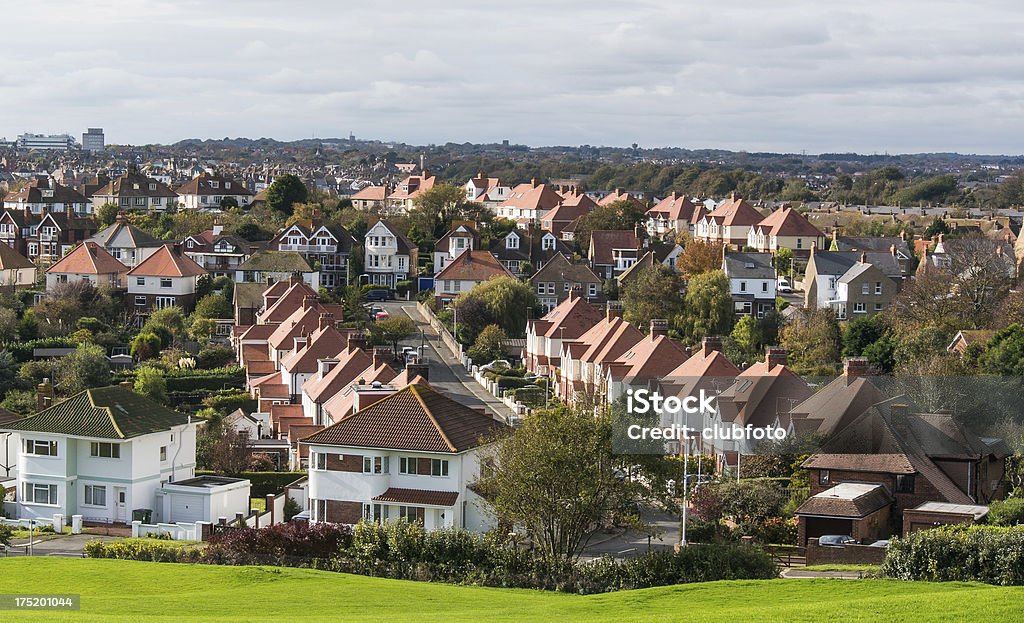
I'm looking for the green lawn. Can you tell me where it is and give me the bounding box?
[0,558,1021,622]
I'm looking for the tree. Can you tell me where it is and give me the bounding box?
[467,324,507,365]
[979,324,1024,376]
[729,315,772,365]
[842,315,886,357]
[679,270,733,342]
[409,183,478,240]
[621,265,684,331]
[0,308,17,336]
[265,174,309,215]
[96,202,120,227]
[475,406,639,564]
[235,222,273,241]
[372,315,417,357]
[780,309,842,375]
[773,247,794,276]
[131,332,162,361]
[193,293,232,319]
[677,239,725,278]
[452,276,538,339]
[0,350,17,397]
[145,307,187,342]
[134,366,167,403]
[188,318,217,343]
[574,200,647,250]
[55,343,111,395]
[209,427,252,475]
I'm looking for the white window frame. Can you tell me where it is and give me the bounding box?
[84,484,107,507]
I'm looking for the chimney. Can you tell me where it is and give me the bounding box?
[809,240,816,256]
[293,336,307,351]
[405,363,429,382]
[890,244,897,257]
[606,301,623,321]
[890,403,911,439]
[843,357,870,385]
[650,319,669,340]
[317,358,339,378]
[212,224,224,236]
[765,346,787,371]
[36,378,54,411]
[318,312,334,331]
[373,348,389,367]
[701,335,723,356]
[347,332,368,351]
[859,252,867,263]
[115,211,128,224]
[530,178,538,188]
[302,295,316,310]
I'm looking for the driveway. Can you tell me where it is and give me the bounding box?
[4,534,120,558]
[580,509,681,560]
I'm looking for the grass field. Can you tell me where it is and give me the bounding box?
[0,558,1021,622]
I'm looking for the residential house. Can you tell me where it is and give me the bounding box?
[127,244,208,314]
[235,251,319,290]
[489,228,571,277]
[363,219,416,289]
[301,383,509,531]
[722,252,777,318]
[616,243,683,290]
[45,241,129,289]
[350,185,390,210]
[0,241,36,289]
[803,248,903,311]
[655,337,740,442]
[432,223,479,275]
[0,385,199,523]
[557,304,644,408]
[588,230,643,279]
[182,225,260,277]
[694,194,764,248]
[386,171,437,212]
[464,172,510,207]
[0,210,41,260]
[87,213,164,268]
[543,191,595,239]
[831,233,913,275]
[496,180,563,223]
[645,192,698,238]
[34,212,98,266]
[746,207,825,257]
[795,399,1010,544]
[599,188,647,211]
[278,320,349,400]
[433,250,514,307]
[175,172,253,210]
[90,171,179,212]
[268,220,357,288]
[2,176,92,216]
[602,320,690,404]
[525,291,606,375]
[787,358,888,437]
[530,254,603,313]
[947,330,995,356]
[828,255,899,320]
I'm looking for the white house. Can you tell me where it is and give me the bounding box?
[87,213,165,268]
[45,241,129,290]
[722,252,777,318]
[175,172,254,211]
[301,383,510,531]
[0,385,200,524]
[432,223,478,275]
[363,220,416,288]
[432,250,513,307]
[127,244,208,315]
[0,241,37,289]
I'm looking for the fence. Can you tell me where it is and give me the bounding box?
[132,521,202,541]
[416,302,463,363]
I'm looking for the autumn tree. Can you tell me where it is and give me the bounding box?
[678,239,725,277]
[573,200,647,250]
[621,265,684,331]
[409,183,481,241]
[265,174,309,215]
[780,309,842,375]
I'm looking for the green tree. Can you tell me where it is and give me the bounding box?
[96,202,120,227]
[188,318,217,342]
[0,308,17,337]
[467,324,508,365]
[574,200,647,250]
[409,183,479,240]
[772,247,794,276]
[371,315,417,357]
[0,350,17,396]
[192,293,232,319]
[679,270,733,342]
[780,309,842,375]
[842,315,886,357]
[134,366,167,403]
[145,307,187,342]
[265,174,309,215]
[131,332,162,361]
[621,265,684,331]
[979,324,1024,376]
[453,276,538,339]
[55,343,111,395]
[475,406,639,564]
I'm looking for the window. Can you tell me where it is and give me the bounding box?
[120,197,130,206]
[152,197,162,206]
[542,236,555,250]
[362,503,386,521]
[135,197,145,206]
[135,296,147,306]
[84,485,106,506]
[896,474,915,493]
[399,506,425,524]
[400,457,419,474]
[430,459,449,476]
[861,283,870,295]
[875,282,883,295]
[155,297,175,309]
[160,278,172,288]
[363,456,387,474]
[796,238,803,249]
[819,469,830,485]
[136,277,145,286]
[25,440,57,456]
[506,235,519,249]
[762,282,768,292]
[739,281,746,292]
[90,442,120,458]
[853,302,866,313]
[588,283,598,297]
[875,303,884,311]
[314,499,327,522]
[24,483,57,505]
[160,446,167,461]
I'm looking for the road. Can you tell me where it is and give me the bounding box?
[379,301,515,423]
[579,509,681,559]
[4,534,121,558]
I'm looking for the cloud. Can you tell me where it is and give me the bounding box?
[0,0,1022,153]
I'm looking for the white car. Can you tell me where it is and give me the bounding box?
[777,277,793,293]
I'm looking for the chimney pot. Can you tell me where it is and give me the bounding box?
[701,335,723,356]
[650,319,669,339]
[765,346,787,370]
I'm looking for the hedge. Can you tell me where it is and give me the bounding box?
[0,337,77,362]
[882,525,1024,585]
[85,520,777,594]
[116,367,245,392]
[195,471,305,497]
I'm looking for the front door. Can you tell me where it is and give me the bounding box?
[114,487,127,523]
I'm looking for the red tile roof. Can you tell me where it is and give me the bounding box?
[588,230,641,265]
[647,192,697,221]
[373,488,459,507]
[707,195,764,227]
[753,207,824,238]
[46,241,128,276]
[127,244,207,278]
[434,250,513,282]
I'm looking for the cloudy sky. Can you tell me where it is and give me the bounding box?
[3,1,1023,153]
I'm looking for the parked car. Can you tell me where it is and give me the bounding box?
[818,534,856,547]
[480,359,511,372]
[374,310,391,321]
[867,539,890,548]
[290,510,311,524]
[365,288,391,302]
[777,277,793,293]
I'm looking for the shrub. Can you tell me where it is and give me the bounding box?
[196,346,235,369]
[882,525,1024,585]
[205,522,353,566]
[495,376,530,390]
[989,497,1024,526]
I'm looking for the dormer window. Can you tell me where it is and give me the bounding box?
[149,183,157,191]
[210,181,219,189]
[506,235,519,250]
[542,235,555,250]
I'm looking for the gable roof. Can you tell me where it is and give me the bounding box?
[94,171,177,198]
[0,385,193,439]
[498,182,563,212]
[723,252,775,280]
[89,216,163,249]
[47,241,128,275]
[174,172,253,197]
[707,195,764,227]
[647,192,697,222]
[0,240,34,270]
[795,483,892,519]
[753,207,824,238]
[808,250,903,280]
[301,383,510,453]
[589,230,641,265]
[531,253,601,286]
[127,244,207,277]
[237,251,313,273]
[434,250,513,282]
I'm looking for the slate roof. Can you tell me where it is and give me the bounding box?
[723,252,775,279]
[94,172,177,198]
[795,483,892,519]
[301,384,510,453]
[809,250,902,279]
[0,385,193,439]
[89,218,163,249]
[174,172,253,197]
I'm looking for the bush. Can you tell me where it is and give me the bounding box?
[196,346,235,369]
[205,522,353,566]
[989,497,1024,526]
[196,471,305,497]
[882,525,1024,585]
[495,376,530,390]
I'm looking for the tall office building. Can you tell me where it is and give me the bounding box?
[17,133,76,151]
[82,128,105,152]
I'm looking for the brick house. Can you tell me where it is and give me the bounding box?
[433,250,513,307]
[301,383,509,531]
[90,171,179,212]
[268,220,357,289]
[126,244,208,315]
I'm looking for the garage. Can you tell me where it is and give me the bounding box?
[156,476,251,524]
[169,494,206,524]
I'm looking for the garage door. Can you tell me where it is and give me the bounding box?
[169,494,205,523]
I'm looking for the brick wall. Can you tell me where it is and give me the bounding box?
[325,500,362,524]
[902,510,978,535]
[325,453,363,472]
[805,539,887,566]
